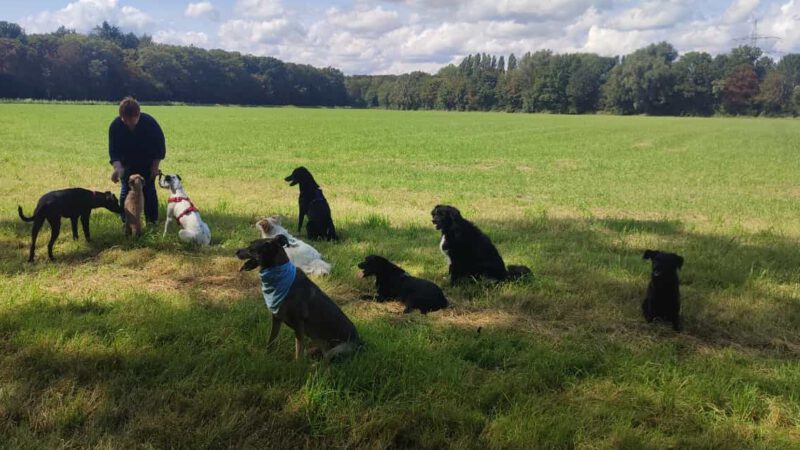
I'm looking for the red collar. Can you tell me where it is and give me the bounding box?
[168,197,191,203]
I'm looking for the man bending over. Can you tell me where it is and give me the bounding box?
[109,96,166,226]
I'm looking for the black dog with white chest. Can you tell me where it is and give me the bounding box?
[642,249,684,331]
[284,167,338,241]
[357,255,448,314]
[236,236,359,360]
[18,188,121,262]
[431,204,531,284]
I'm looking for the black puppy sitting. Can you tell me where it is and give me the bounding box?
[642,249,684,331]
[431,204,531,284]
[18,188,121,262]
[357,255,448,314]
[236,236,359,360]
[284,167,338,241]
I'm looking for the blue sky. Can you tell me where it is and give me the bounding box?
[4,1,799,74]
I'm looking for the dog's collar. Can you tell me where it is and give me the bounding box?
[169,197,199,224]
[259,262,297,314]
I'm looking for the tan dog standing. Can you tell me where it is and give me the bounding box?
[124,174,145,237]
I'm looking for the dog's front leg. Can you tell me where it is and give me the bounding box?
[163,204,174,237]
[294,321,305,360]
[163,217,172,237]
[267,315,282,348]
[297,212,305,232]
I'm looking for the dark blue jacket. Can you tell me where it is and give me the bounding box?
[108,112,166,173]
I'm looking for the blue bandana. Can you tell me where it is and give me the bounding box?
[259,262,297,314]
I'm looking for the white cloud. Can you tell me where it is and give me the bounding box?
[234,0,284,19]
[119,5,151,29]
[609,1,693,31]
[218,18,304,55]
[325,6,402,35]
[185,2,218,21]
[723,0,761,24]
[21,0,152,33]
[760,0,800,53]
[153,29,209,46]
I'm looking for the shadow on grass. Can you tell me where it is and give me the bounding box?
[2,210,799,352]
[1,291,798,449]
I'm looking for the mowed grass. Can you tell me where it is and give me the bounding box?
[1,104,799,449]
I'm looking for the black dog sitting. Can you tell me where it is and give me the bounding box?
[284,167,337,241]
[357,255,448,314]
[236,236,359,360]
[431,204,531,284]
[18,188,121,262]
[642,249,684,331]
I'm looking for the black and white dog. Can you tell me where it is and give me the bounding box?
[284,167,337,241]
[642,250,684,331]
[158,173,211,246]
[431,204,531,284]
[357,255,448,314]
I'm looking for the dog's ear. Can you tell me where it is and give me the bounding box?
[643,249,657,260]
[676,255,684,269]
[239,259,260,272]
[273,234,289,247]
[444,206,461,220]
[176,174,181,181]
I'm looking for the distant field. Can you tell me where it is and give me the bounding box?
[1,104,799,449]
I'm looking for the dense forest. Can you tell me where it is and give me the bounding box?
[1,21,799,116]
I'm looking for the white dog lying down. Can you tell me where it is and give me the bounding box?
[256,216,331,275]
[158,173,211,246]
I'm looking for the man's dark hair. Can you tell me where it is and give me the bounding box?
[119,96,140,118]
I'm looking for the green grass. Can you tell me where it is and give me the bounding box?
[1,104,799,449]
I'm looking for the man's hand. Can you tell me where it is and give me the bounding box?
[151,159,162,180]
[110,161,124,184]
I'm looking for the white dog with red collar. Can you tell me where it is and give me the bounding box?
[158,173,211,246]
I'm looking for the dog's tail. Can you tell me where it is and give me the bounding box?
[506,265,533,281]
[18,206,35,222]
[305,259,332,276]
[327,222,339,242]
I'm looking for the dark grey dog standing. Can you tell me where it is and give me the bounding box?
[18,188,122,262]
[236,236,359,360]
[642,249,684,331]
[284,167,338,241]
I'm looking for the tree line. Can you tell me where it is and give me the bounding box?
[1,21,799,116]
[0,21,349,106]
[348,43,800,116]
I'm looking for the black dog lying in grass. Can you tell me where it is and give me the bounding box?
[18,188,121,262]
[357,255,448,314]
[236,236,359,360]
[284,166,338,241]
[431,204,531,284]
[642,249,684,331]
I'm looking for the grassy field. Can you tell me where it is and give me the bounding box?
[1,104,799,449]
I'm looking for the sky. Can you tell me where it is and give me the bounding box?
[3,0,799,74]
